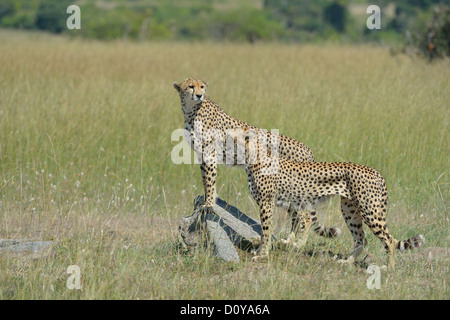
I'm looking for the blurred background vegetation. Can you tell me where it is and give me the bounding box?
[0,0,449,57]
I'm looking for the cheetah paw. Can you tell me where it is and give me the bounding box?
[279,234,309,251]
[337,256,355,266]
[251,254,268,263]
[199,205,214,217]
[278,233,296,248]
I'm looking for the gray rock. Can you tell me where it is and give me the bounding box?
[0,239,55,258]
[178,196,275,262]
[206,218,240,263]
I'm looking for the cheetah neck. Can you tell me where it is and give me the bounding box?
[181,97,249,133]
[181,97,217,124]
[181,100,202,123]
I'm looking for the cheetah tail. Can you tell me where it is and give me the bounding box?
[396,234,425,252]
[310,213,341,238]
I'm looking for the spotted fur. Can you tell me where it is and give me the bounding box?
[238,132,425,268]
[173,78,340,240]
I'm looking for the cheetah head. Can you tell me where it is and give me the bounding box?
[173,78,207,106]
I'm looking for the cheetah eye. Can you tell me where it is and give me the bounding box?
[200,85,205,89]
[188,85,194,89]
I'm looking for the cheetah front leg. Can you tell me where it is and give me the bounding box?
[199,162,217,215]
[252,201,275,262]
[194,119,219,216]
[197,135,218,215]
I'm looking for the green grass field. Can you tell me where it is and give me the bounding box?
[0,30,448,299]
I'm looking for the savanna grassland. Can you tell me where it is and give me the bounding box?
[0,30,448,299]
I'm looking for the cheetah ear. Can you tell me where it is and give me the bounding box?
[173,82,181,92]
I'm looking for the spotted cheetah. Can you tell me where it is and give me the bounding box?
[236,130,424,269]
[173,78,340,240]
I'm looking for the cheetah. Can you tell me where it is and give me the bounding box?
[235,130,424,269]
[173,78,340,240]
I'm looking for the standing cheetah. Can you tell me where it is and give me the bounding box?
[174,78,340,240]
[236,130,424,269]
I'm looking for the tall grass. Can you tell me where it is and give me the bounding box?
[0,30,448,299]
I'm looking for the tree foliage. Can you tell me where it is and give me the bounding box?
[35,0,72,33]
[0,0,448,57]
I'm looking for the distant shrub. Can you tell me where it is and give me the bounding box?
[205,8,284,42]
[35,0,72,33]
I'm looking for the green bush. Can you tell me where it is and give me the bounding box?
[35,0,72,33]
[0,0,18,20]
[204,8,284,42]
[0,0,447,49]
[1,12,34,29]
[323,1,349,33]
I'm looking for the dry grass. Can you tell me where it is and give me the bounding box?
[0,30,448,299]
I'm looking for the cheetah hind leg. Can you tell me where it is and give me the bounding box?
[337,198,367,266]
[279,206,312,250]
[292,214,311,249]
[279,209,340,251]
